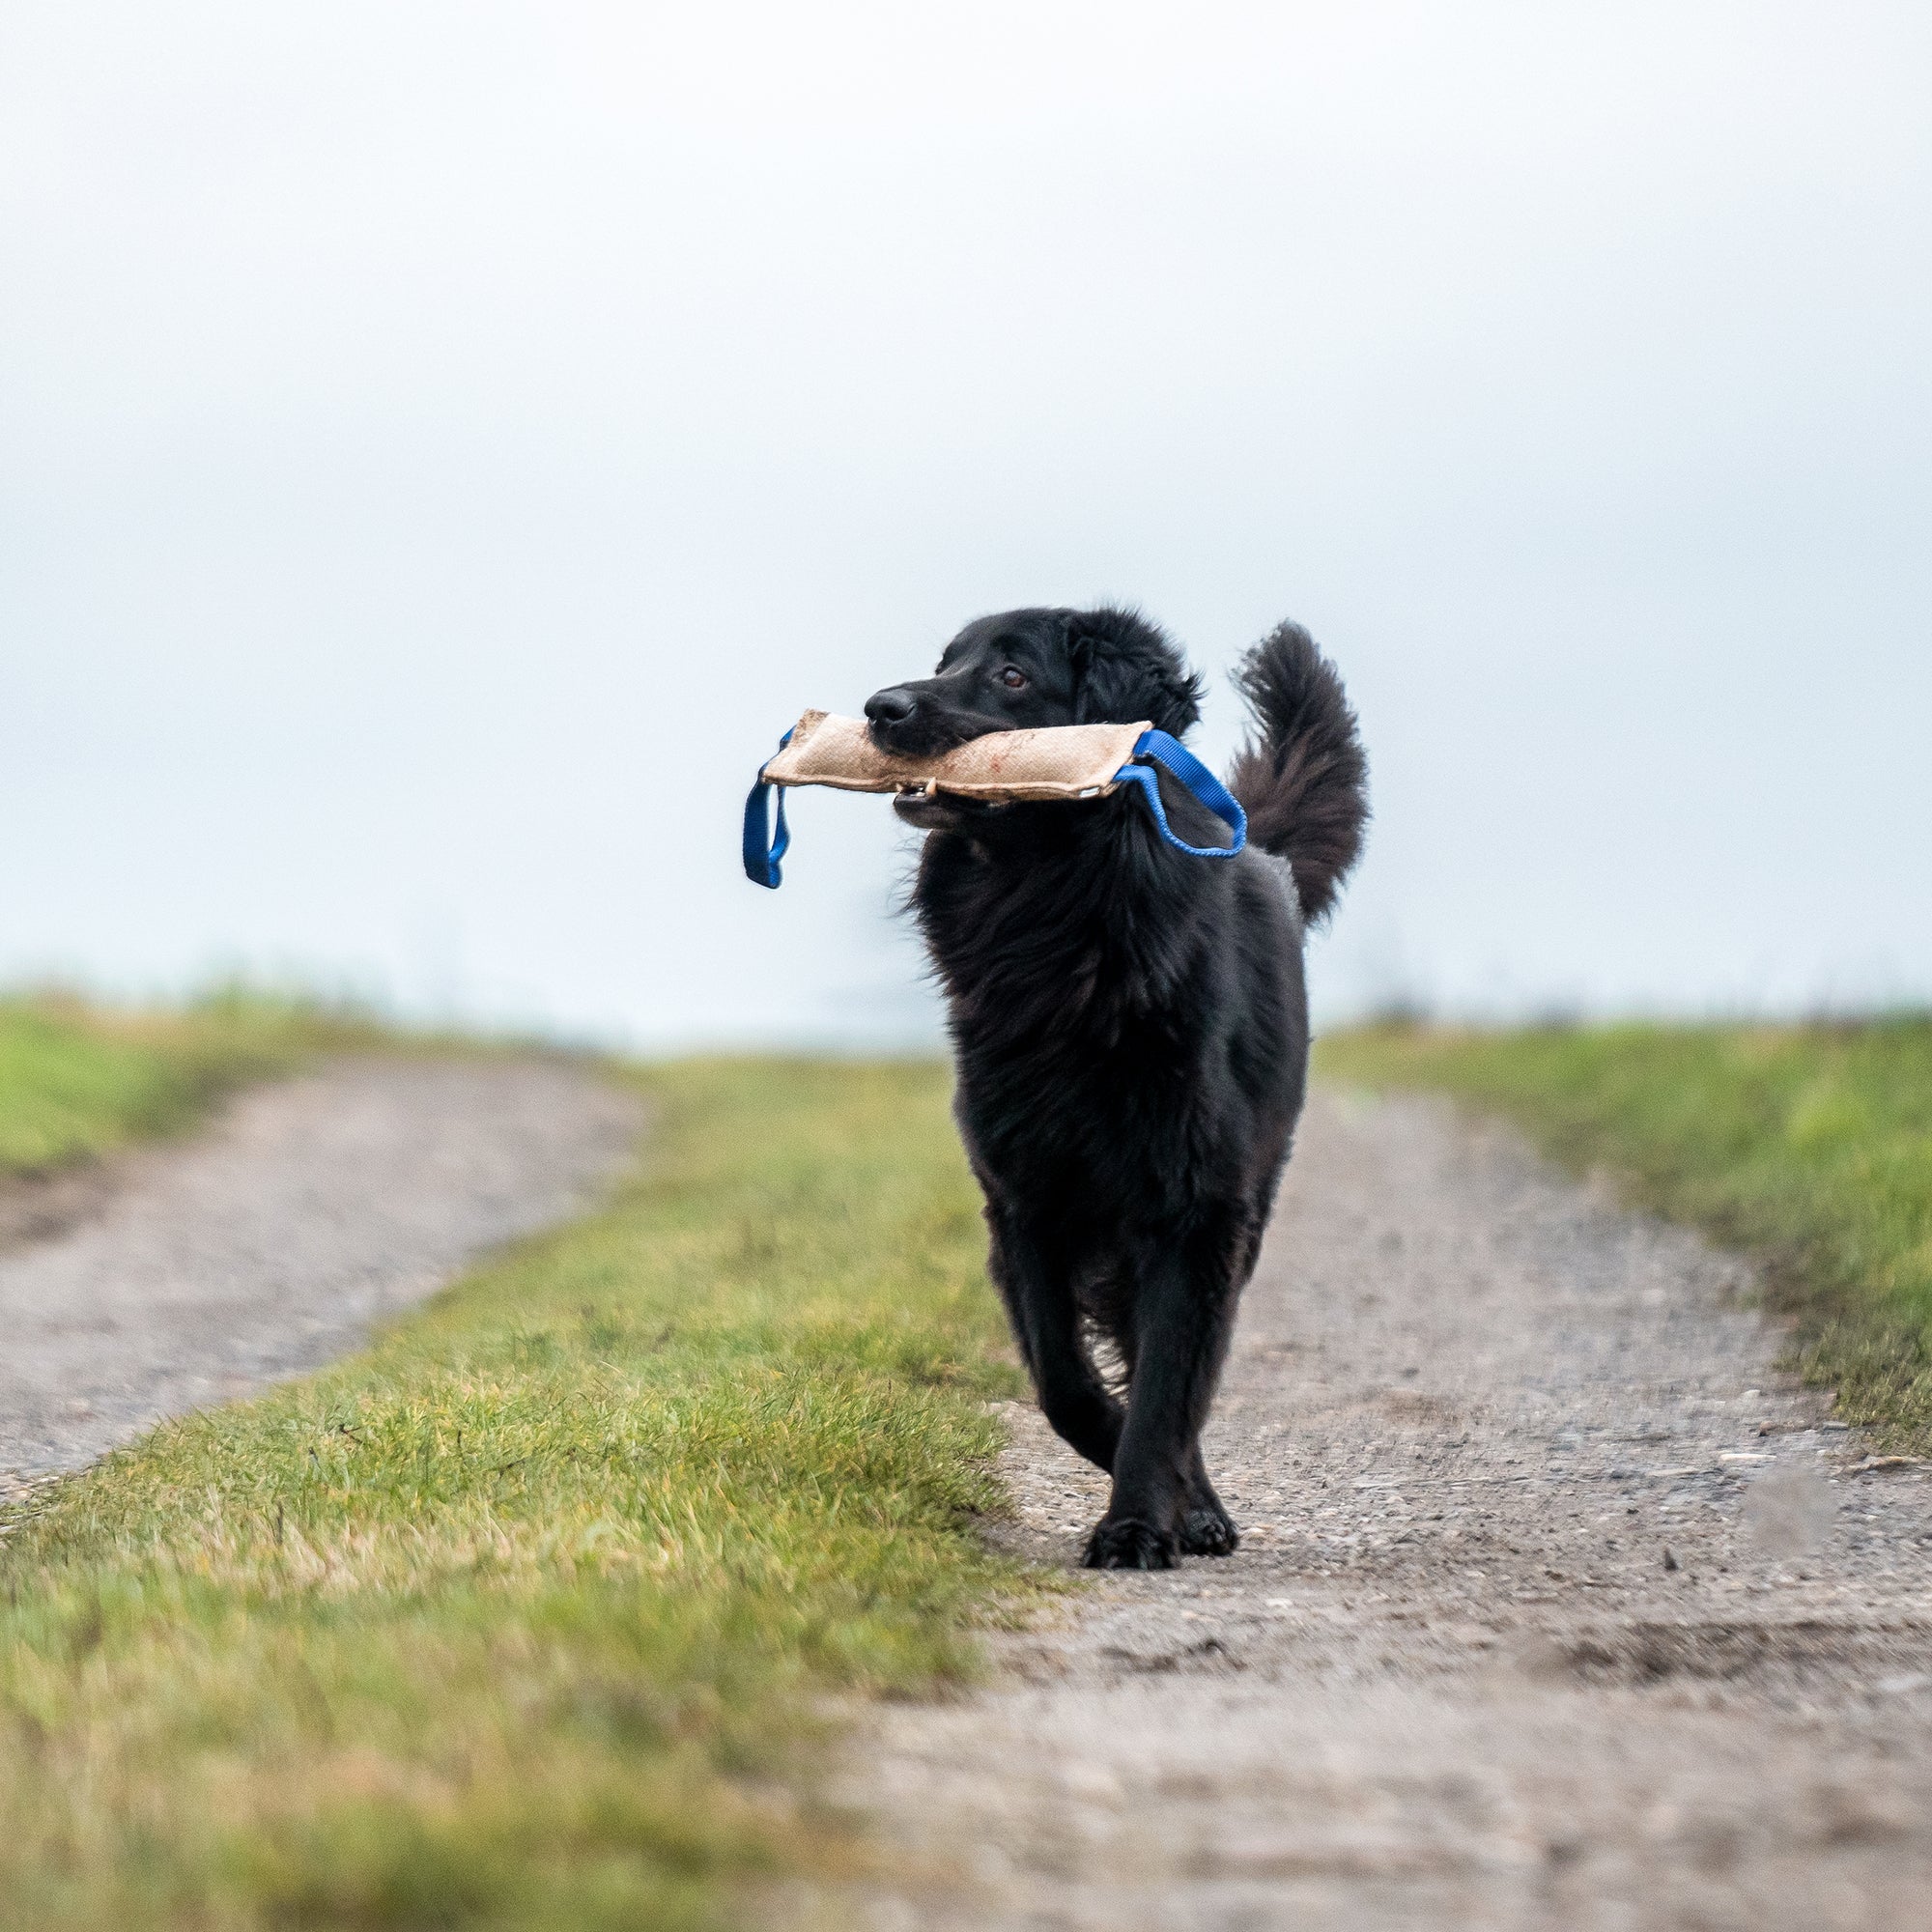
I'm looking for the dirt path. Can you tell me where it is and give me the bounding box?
[838,1086,1932,1931]
[0,1056,641,1492]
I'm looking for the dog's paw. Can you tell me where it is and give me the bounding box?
[1083,1518,1179,1571]
[1179,1502,1240,1557]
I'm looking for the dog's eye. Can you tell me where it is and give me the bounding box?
[998,667,1028,690]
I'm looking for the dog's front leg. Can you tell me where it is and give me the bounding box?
[1085,1229,1236,1571]
[987,1208,1123,1475]
[1179,1440,1239,1556]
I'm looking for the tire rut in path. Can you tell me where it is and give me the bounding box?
[0,1056,642,1492]
[836,1085,1932,1931]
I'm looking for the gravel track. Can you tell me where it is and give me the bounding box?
[0,1056,641,1492]
[837,1085,1932,1931]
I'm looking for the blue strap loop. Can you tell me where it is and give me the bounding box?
[742,723,1244,886]
[1117,728,1247,858]
[741,729,794,887]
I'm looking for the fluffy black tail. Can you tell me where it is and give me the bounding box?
[1227,621,1369,924]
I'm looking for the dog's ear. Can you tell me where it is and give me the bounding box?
[1065,619,1092,709]
[1065,613,1109,724]
[1065,607,1204,733]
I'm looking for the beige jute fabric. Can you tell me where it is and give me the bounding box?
[759,711,1151,802]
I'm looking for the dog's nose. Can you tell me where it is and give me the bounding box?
[865,686,919,726]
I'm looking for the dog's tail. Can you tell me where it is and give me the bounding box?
[1227,621,1369,925]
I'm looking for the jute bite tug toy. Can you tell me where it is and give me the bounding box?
[742,710,1246,888]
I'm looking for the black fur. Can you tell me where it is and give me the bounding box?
[867,606,1368,1569]
[1227,621,1369,925]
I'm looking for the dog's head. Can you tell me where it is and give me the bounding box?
[867,606,1202,827]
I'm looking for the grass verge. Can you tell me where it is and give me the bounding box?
[0,988,392,1176]
[1319,1018,1932,1451]
[0,1056,1024,1929]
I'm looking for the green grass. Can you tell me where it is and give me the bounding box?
[0,988,392,1176]
[0,1056,1023,1930]
[1319,1017,1932,1451]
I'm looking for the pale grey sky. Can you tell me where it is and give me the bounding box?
[4,3,1929,1045]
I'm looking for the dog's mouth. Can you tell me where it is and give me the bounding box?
[892,787,990,832]
[870,706,1012,831]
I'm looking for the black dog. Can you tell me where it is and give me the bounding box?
[867,607,1368,1569]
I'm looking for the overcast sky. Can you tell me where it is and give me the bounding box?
[4,3,1928,1047]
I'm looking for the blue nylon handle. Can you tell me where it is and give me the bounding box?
[741,728,794,888]
[1116,728,1247,858]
